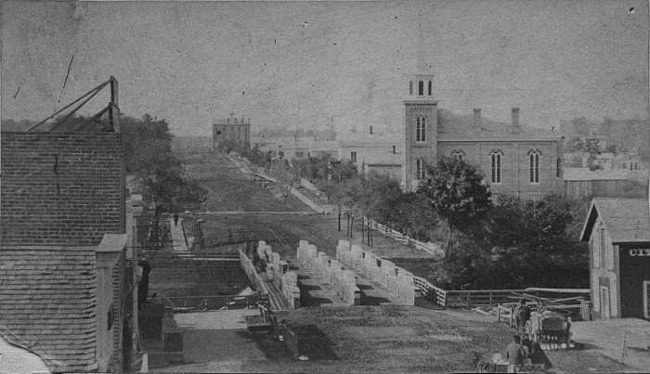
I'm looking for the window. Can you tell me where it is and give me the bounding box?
[428,81,432,96]
[351,151,357,163]
[416,158,426,179]
[490,151,503,184]
[418,81,424,96]
[529,150,541,183]
[369,126,373,134]
[295,151,304,158]
[599,227,606,269]
[416,117,426,142]
[392,145,396,154]
[409,81,413,95]
[451,150,465,161]
[592,231,600,268]
[557,158,561,178]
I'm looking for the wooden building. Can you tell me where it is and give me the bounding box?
[580,198,650,319]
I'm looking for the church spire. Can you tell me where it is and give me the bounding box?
[416,10,427,72]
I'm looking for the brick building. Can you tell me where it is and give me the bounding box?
[401,73,563,197]
[0,131,141,372]
[580,198,650,320]
[212,114,251,152]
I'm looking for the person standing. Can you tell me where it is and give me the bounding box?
[516,299,531,332]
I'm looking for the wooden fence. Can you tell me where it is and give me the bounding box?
[367,218,443,256]
[413,280,591,315]
[414,276,447,307]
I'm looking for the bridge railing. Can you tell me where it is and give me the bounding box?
[160,294,269,311]
[414,276,447,307]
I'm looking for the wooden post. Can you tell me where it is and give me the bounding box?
[497,304,501,322]
[109,75,120,131]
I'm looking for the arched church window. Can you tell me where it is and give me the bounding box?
[490,150,503,184]
[451,150,465,161]
[416,117,426,142]
[428,81,432,96]
[528,149,541,184]
[409,81,414,95]
[416,158,426,179]
[418,81,424,96]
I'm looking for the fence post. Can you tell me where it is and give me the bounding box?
[497,304,501,322]
[489,291,493,307]
[466,292,471,308]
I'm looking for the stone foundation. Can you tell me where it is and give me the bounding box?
[336,240,415,305]
[297,240,360,306]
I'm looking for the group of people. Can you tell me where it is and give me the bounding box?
[504,299,552,373]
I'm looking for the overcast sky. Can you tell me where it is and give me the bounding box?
[2,0,648,136]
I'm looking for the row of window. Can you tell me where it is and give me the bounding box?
[409,80,433,96]
[415,149,545,184]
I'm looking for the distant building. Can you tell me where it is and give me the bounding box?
[251,136,339,160]
[212,114,251,152]
[580,197,650,319]
[399,73,564,199]
[0,130,141,373]
[338,135,402,180]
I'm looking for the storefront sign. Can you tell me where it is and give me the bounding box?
[629,248,650,256]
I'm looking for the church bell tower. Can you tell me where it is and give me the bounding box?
[402,73,438,190]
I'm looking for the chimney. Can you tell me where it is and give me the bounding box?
[473,108,481,128]
[511,107,521,134]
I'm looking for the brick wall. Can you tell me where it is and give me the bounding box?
[1,132,126,246]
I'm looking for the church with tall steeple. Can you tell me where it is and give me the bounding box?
[398,71,563,199]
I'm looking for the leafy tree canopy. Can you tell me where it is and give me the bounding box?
[418,156,492,231]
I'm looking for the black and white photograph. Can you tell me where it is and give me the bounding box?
[1,0,649,372]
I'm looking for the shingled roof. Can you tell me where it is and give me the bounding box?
[0,246,98,373]
[580,198,650,244]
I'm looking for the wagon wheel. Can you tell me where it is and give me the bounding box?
[524,320,536,342]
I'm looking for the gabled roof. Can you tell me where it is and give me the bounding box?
[0,246,98,373]
[580,198,650,244]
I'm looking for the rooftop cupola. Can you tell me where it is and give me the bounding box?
[408,74,435,99]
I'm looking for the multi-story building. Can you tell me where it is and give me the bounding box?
[0,129,141,372]
[400,73,563,199]
[580,197,650,319]
[212,115,251,152]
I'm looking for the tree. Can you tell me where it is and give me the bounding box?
[418,156,492,233]
[483,194,589,287]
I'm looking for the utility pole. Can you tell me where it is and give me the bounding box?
[109,75,120,131]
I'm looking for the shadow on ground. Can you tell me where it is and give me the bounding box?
[237,330,294,361]
[294,324,338,360]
